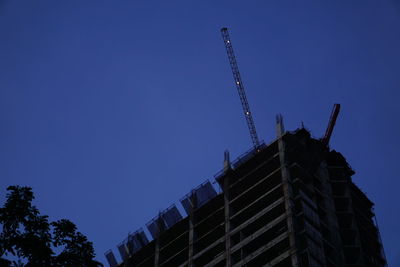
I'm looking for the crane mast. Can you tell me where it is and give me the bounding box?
[221,27,260,149]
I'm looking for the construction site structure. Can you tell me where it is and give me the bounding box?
[105,117,387,267]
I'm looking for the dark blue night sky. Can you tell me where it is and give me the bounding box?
[1,1,399,265]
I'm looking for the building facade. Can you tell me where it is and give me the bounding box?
[105,118,387,267]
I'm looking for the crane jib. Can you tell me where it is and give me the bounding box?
[221,27,260,149]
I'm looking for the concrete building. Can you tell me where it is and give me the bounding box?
[105,118,387,267]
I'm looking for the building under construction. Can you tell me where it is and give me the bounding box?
[105,28,386,267]
[105,116,387,267]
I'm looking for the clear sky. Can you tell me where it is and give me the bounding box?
[1,0,399,265]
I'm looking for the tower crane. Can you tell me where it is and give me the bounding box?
[221,27,260,149]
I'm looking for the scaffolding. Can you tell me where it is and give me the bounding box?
[146,204,183,239]
[180,180,217,214]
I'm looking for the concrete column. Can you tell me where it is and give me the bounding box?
[276,114,299,267]
[154,214,164,267]
[224,172,231,266]
[188,191,197,267]
[154,238,160,267]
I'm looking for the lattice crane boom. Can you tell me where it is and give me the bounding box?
[221,27,260,148]
[322,103,341,146]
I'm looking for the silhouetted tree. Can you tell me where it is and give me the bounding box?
[0,186,102,267]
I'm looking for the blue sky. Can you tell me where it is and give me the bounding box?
[1,0,399,265]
